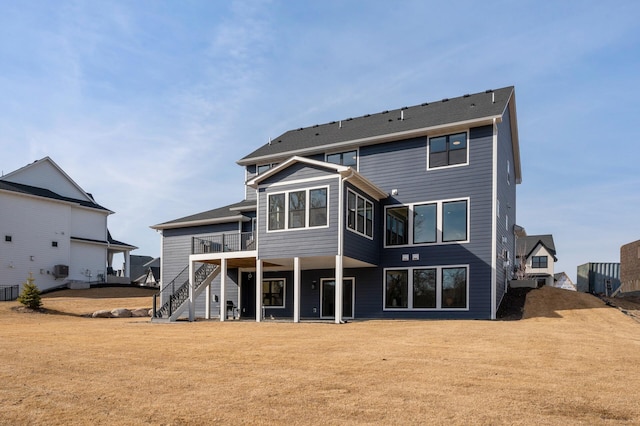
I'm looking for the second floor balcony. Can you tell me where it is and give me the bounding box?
[192,232,256,255]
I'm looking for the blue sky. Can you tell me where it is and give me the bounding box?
[1,0,638,281]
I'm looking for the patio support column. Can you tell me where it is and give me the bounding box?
[219,258,227,322]
[293,257,301,323]
[256,259,263,322]
[188,260,195,322]
[123,251,131,278]
[205,283,211,320]
[335,254,343,324]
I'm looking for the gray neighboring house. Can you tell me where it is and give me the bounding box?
[133,257,160,287]
[129,255,154,283]
[151,86,522,322]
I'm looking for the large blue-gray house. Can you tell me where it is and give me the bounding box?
[151,86,521,323]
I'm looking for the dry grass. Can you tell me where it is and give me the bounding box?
[2,286,640,425]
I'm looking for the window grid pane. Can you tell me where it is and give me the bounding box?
[385,270,408,308]
[288,191,306,228]
[429,133,468,168]
[309,188,327,227]
[413,203,437,243]
[442,200,467,242]
[413,269,436,308]
[442,268,467,308]
[268,194,285,230]
[386,207,409,246]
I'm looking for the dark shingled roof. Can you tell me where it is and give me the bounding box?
[0,179,110,211]
[517,235,557,260]
[239,86,514,164]
[152,200,256,229]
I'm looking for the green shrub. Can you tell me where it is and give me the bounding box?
[17,273,42,310]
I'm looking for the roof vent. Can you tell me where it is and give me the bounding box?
[313,124,319,128]
[401,110,404,121]
[442,98,449,102]
[421,102,428,106]
[485,89,494,93]
[315,133,319,136]
[382,110,389,114]
[463,94,470,98]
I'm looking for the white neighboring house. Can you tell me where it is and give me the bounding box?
[552,272,577,291]
[0,157,136,293]
[516,234,557,287]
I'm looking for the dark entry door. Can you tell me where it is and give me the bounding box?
[240,272,256,318]
[321,278,354,318]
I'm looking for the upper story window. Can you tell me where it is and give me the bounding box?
[347,189,373,238]
[385,199,468,247]
[326,150,357,167]
[51,241,58,248]
[428,132,468,169]
[4,235,12,242]
[532,256,548,268]
[268,187,328,231]
[257,163,278,175]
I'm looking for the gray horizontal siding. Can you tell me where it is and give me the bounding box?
[495,109,516,309]
[356,126,496,318]
[258,170,340,260]
[161,222,242,306]
[343,183,380,265]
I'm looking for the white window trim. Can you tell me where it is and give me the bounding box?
[383,265,469,311]
[256,162,278,176]
[319,277,355,319]
[426,130,470,171]
[262,278,286,309]
[266,185,330,233]
[383,197,470,248]
[346,188,374,240]
[325,148,359,170]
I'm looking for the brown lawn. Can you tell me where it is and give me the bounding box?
[1,286,640,425]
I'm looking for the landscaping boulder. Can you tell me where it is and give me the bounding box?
[92,310,113,318]
[111,308,132,318]
[130,308,150,317]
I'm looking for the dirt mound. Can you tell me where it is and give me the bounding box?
[523,286,606,319]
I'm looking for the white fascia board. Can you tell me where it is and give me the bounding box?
[237,116,500,166]
[246,156,348,188]
[2,157,100,205]
[341,170,388,200]
[150,215,250,230]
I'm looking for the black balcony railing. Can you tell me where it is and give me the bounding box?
[192,232,255,255]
